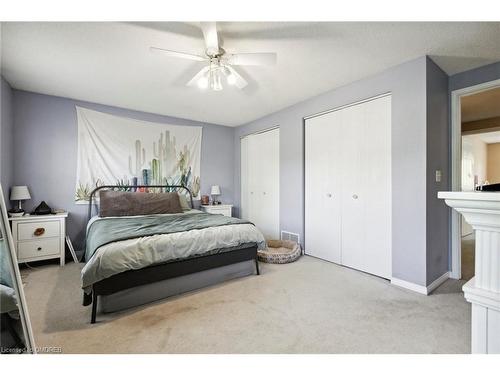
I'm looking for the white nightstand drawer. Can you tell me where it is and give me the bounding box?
[200,205,233,217]
[17,220,60,241]
[18,238,60,260]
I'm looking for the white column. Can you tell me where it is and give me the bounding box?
[438,191,500,354]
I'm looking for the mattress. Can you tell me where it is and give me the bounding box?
[82,210,266,291]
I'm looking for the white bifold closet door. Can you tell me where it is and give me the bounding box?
[241,128,280,239]
[305,95,391,279]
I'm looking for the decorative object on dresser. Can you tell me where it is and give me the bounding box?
[210,185,221,205]
[8,186,31,217]
[201,195,210,205]
[9,213,68,266]
[32,201,52,215]
[200,204,232,217]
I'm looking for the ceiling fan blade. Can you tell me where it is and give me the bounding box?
[150,47,206,62]
[200,22,219,55]
[225,66,248,89]
[226,53,277,66]
[186,66,210,87]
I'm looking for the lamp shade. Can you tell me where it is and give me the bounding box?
[10,186,31,201]
[210,185,221,195]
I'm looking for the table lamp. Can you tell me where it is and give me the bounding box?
[9,186,31,217]
[210,185,221,205]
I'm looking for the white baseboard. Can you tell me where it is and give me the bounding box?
[391,278,428,295]
[426,272,450,294]
[391,272,450,295]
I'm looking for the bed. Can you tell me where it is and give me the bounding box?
[82,185,266,323]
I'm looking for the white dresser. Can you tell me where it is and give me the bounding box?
[200,204,233,217]
[9,213,68,266]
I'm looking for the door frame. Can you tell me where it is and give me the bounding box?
[450,78,500,279]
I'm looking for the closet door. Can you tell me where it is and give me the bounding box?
[341,95,391,279]
[240,136,250,221]
[305,111,342,263]
[240,128,280,239]
[261,128,279,239]
[361,96,391,279]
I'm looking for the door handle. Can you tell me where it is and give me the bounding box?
[326,193,332,198]
[352,194,358,200]
[34,228,45,236]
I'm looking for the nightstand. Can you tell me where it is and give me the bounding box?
[200,204,233,217]
[9,213,68,266]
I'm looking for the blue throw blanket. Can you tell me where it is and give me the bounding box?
[85,212,252,261]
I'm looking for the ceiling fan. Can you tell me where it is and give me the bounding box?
[150,22,277,91]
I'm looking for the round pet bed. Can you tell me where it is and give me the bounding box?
[257,240,302,264]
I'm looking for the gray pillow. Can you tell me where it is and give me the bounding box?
[177,193,191,211]
[99,191,183,217]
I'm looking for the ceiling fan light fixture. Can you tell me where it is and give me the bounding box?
[197,75,209,89]
[211,70,223,91]
[151,22,274,93]
[227,72,236,85]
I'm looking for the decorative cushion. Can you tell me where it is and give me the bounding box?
[99,191,183,217]
[257,240,302,264]
[178,193,191,211]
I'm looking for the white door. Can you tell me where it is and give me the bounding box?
[339,103,365,271]
[305,110,342,263]
[305,95,392,279]
[241,128,280,239]
[341,95,392,279]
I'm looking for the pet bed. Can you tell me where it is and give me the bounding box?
[257,240,302,264]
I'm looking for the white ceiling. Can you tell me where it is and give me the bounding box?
[2,22,500,127]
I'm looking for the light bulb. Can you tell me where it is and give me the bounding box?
[227,73,236,85]
[212,70,223,91]
[198,76,209,89]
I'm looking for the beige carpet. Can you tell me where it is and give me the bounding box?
[22,256,470,354]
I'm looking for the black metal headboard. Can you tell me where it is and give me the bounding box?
[87,184,194,222]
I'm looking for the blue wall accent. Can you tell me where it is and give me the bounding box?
[12,90,235,250]
[0,77,14,201]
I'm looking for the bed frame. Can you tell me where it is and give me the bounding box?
[84,184,260,324]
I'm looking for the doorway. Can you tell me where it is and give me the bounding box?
[451,81,500,280]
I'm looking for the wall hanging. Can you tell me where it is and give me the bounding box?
[75,106,202,203]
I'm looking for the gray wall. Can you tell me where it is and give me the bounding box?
[425,57,450,284]
[12,90,234,251]
[449,61,500,92]
[0,77,13,201]
[234,56,430,286]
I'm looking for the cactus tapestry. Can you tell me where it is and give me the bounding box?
[75,106,202,203]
